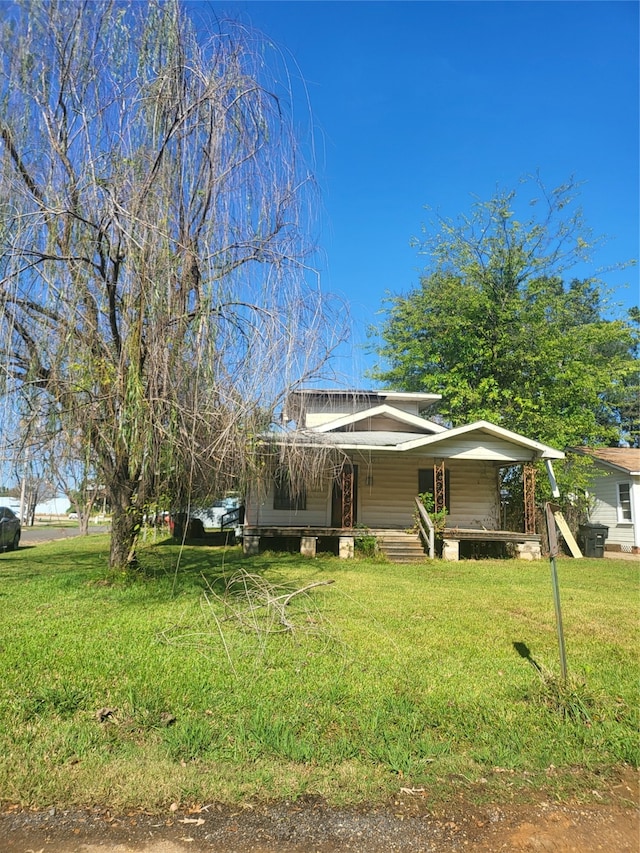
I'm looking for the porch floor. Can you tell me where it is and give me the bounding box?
[442,528,541,542]
[241,526,542,560]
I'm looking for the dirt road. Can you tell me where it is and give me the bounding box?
[2,792,638,853]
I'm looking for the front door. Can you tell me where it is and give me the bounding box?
[331,464,358,528]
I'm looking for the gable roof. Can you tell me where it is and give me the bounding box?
[314,403,447,434]
[389,420,565,460]
[571,447,640,476]
[274,389,564,462]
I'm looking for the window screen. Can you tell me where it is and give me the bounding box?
[273,469,307,511]
[617,483,632,522]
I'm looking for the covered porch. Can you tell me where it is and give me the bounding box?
[243,414,563,561]
[242,456,543,561]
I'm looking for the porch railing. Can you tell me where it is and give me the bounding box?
[414,496,435,559]
[220,505,245,531]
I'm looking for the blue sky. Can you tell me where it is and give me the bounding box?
[200,1,639,383]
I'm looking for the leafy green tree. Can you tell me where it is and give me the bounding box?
[610,307,640,447]
[369,178,637,450]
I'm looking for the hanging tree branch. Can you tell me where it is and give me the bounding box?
[0,0,347,570]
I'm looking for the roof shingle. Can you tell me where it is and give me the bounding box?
[573,447,640,474]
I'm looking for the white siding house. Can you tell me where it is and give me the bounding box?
[244,390,564,560]
[574,448,640,554]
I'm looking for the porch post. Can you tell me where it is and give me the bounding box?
[434,460,446,513]
[339,536,354,559]
[342,466,354,528]
[523,464,536,534]
[515,541,542,560]
[442,538,460,561]
[243,535,260,556]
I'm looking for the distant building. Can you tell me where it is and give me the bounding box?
[573,447,640,554]
[34,496,71,517]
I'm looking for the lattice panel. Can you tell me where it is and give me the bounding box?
[523,464,536,533]
[434,461,446,514]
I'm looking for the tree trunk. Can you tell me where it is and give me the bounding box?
[108,484,143,571]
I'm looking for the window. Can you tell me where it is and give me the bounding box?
[617,483,632,523]
[418,468,451,511]
[273,469,306,511]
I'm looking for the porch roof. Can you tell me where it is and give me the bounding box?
[282,430,427,447]
[272,420,564,461]
[398,420,565,460]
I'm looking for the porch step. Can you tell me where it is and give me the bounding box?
[374,530,426,563]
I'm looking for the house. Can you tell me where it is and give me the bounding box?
[242,389,565,561]
[572,447,640,555]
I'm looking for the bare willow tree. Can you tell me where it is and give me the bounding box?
[0,0,344,568]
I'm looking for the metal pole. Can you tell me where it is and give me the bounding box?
[545,502,568,681]
[550,555,568,681]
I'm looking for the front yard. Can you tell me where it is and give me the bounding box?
[0,535,637,810]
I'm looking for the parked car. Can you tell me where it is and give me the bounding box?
[189,497,244,530]
[0,506,21,552]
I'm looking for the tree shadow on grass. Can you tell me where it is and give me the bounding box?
[135,541,319,605]
[133,542,282,598]
[154,531,238,548]
[0,542,111,584]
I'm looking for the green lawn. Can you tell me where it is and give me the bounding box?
[0,535,637,810]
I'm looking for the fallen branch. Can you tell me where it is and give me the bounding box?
[271,580,335,630]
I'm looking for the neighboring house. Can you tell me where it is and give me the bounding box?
[572,447,640,554]
[243,389,564,561]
